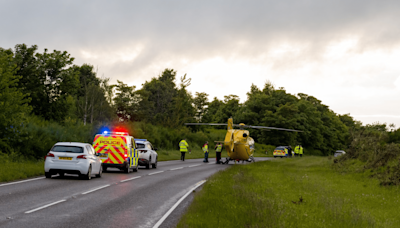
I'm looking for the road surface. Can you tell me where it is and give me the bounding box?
[0,157,270,228]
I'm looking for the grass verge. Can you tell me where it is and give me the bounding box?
[177,156,400,228]
[0,161,44,182]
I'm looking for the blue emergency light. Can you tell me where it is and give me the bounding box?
[134,139,147,142]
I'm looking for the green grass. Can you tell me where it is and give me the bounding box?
[177,156,400,228]
[0,161,44,182]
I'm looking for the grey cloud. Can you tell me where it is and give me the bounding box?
[2,0,400,80]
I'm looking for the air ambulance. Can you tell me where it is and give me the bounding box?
[92,130,139,173]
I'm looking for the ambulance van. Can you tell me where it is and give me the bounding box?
[92,131,139,173]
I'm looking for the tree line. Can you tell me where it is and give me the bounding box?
[1,43,400,157]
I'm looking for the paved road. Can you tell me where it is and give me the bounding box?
[0,157,270,228]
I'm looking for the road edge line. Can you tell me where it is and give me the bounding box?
[153,180,207,228]
[0,177,45,187]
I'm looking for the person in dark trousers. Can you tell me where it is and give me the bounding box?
[202,141,209,163]
[179,139,189,161]
[215,142,223,164]
[299,145,304,157]
[288,146,293,158]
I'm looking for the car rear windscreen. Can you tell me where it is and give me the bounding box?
[275,147,285,150]
[136,143,145,149]
[51,146,83,153]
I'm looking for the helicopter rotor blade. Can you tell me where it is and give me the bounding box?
[184,123,227,126]
[234,124,303,132]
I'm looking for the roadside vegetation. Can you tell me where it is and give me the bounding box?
[2,43,400,188]
[0,152,44,182]
[178,156,400,228]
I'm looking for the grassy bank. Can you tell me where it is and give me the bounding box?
[0,153,44,182]
[178,156,400,228]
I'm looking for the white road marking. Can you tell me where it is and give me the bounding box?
[148,171,164,175]
[208,162,215,165]
[120,176,141,182]
[81,184,110,195]
[0,177,45,187]
[188,164,201,167]
[153,180,207,228]
[25,199,66,214]
[170,167,184,171]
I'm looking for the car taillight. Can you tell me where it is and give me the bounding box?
[124,153,128,157]
[45,152,55,159]
[77,155,86,159]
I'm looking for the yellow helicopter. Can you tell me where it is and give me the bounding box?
[185,118,302,164]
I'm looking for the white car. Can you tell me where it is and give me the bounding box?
[44,142,102,180]
[334,150,346,157]
[136,139,158,169]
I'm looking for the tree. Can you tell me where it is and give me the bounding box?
[193,92,209,122]
[13,44,77,121]
[73,64,101,125]
[169,74,196,127]
[113,80,138,122]
[136,69,178,125]
[202,97,223,123]
[0,48,32,152]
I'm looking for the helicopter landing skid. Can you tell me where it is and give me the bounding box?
[222,157,255,164]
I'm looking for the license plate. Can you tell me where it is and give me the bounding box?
[99,153,108,158]
[59,157,72,160]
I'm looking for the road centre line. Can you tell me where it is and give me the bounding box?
[188,164,201,167]
[25,199,66,214]
[170,167,184,171]
[0,177,45,187]
[153,180,207,228]
[148,171,164,175]
[120,176,141,182]
[81,184,110,195]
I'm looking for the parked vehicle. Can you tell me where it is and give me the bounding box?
[334,150,346,157]
[136,139,158,169]
[273,146,288,158]
[93,131,139,173]
[44,142,102,180]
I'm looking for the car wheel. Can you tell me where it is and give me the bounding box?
[45,172,52,178]
[83,165,92,180]
[152,157,157,169]
[96,165,102,178]
[124,163,130,173]
[146,157,151,169]
[59,172,65,177]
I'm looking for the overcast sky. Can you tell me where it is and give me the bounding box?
[1,0,400,127]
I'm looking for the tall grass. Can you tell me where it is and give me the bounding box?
[0,152,44,182]
[178,157,400,228]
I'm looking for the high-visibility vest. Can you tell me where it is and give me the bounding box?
[216,145,222,152]
[202,144,208,153]
[295,146,300,154]
[299,147,303,154]
[284,148,288,155]
[179,140,188,152]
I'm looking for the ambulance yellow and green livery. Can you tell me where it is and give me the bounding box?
[93,131,139,173]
